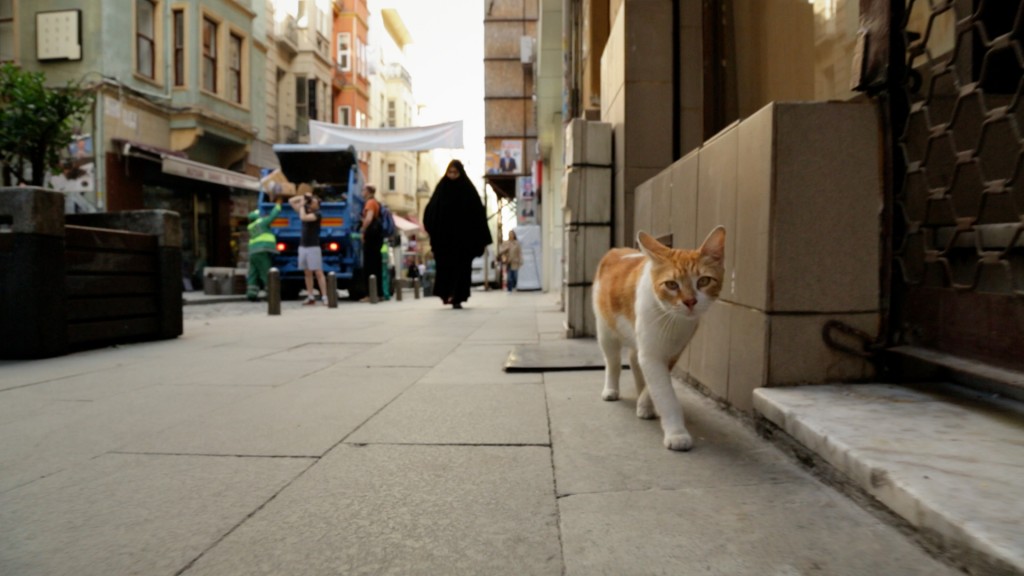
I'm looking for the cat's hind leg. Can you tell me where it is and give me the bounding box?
[597,330,622,401]
[630,349,656,419]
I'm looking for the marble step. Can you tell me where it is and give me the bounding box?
[754,382,1024,576]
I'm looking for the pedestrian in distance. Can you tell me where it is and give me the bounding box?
[423,159,492,309]
[289,188,329,305]
[245,193,283,301]
[359,184,385,301]
[497,229,523,292]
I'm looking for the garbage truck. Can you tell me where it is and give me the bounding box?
[257,144,368,300]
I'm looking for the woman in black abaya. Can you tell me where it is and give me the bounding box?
[423,160,492,309]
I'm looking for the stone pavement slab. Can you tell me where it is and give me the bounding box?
[118,368,422,457]
[545,371,805,494]
[559,482,957,576]
[0,383,258,493]
[346,381,550,445]
[0,452,311,576]
[182,445,561,576]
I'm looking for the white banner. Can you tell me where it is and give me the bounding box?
[309,120,464,151]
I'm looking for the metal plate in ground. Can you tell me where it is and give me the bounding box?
[504,339,628,372]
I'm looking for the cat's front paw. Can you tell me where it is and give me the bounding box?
[601,388,619,401]
[663,433,693,451]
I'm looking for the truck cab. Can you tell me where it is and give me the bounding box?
[258,145,366,299]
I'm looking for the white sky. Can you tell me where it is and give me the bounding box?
[374,0,486,193]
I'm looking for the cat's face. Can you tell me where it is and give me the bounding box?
[639,227,726,319]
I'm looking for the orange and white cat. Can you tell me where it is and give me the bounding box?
[592,227,726,451]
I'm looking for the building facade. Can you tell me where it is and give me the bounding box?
[367,7,417,219]
[0,0,435,280]
[529,0,1023,389]
[331,0,370,176]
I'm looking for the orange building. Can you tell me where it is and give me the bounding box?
[332,0,371,176]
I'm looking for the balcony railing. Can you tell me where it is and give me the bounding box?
[381,63,412,87]
[274,16,298,51]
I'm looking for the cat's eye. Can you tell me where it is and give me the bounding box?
[697,276,714,289]
[663,280,680,291]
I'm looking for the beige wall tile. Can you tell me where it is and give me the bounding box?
[767,312,878,385]
[697,122,739,301]
[650,169,672,239]
[634,179,653,238]
[625,81,674,169]
[727,305,769,411]
[733,103,774,311]
[565,224,611,285]
[771,102,881,313]
[564,166,612,224]
[600,6,624,120]
[623,167,661,247]
[669,149,699,250]
[684,301,731,400]
[613,168,627,246]
[566,284,597,338]
[624,0,674,83]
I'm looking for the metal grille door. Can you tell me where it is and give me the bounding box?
[891,0,1024,371]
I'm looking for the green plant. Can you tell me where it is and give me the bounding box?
[0,63,93,186]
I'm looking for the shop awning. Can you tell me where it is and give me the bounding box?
[161,156,260,191]
[483,174,518,201]
[393,214,420,232]
[117,138,260,191]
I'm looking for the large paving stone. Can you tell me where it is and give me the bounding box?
[0,453,310,576]
[559,483,960,576]
[0,384,258,493]
[419,342,542,385]
[546,371,804,494]
[184,444,561,576]
[346,381,550,445]
[118,368,424,457]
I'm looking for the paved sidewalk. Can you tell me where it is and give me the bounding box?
[0,290,959,575]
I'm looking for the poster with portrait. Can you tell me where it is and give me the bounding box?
[498,140,522,173]
[47,134,95,211]
[516,176,537,225]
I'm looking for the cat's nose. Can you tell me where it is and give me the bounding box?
[683,298,697,310]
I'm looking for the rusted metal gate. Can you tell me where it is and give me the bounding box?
[882,0,1024,372]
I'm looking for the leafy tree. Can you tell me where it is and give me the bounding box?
[0,63,93,186]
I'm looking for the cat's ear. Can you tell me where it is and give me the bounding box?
[699,226,726,262]
[637,231,670,259]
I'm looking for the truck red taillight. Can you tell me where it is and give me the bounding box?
[327,242,339,252]
[276,242,286,252]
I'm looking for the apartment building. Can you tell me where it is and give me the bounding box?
[0,0,433,275]
[331,0,370,176]
[366,7,417,219]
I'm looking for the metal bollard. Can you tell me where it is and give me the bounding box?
[368,274,379,304]
[395,279,403,301]
[413,278,421,299]
[327,272,338,308]
[268,268,281,316]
